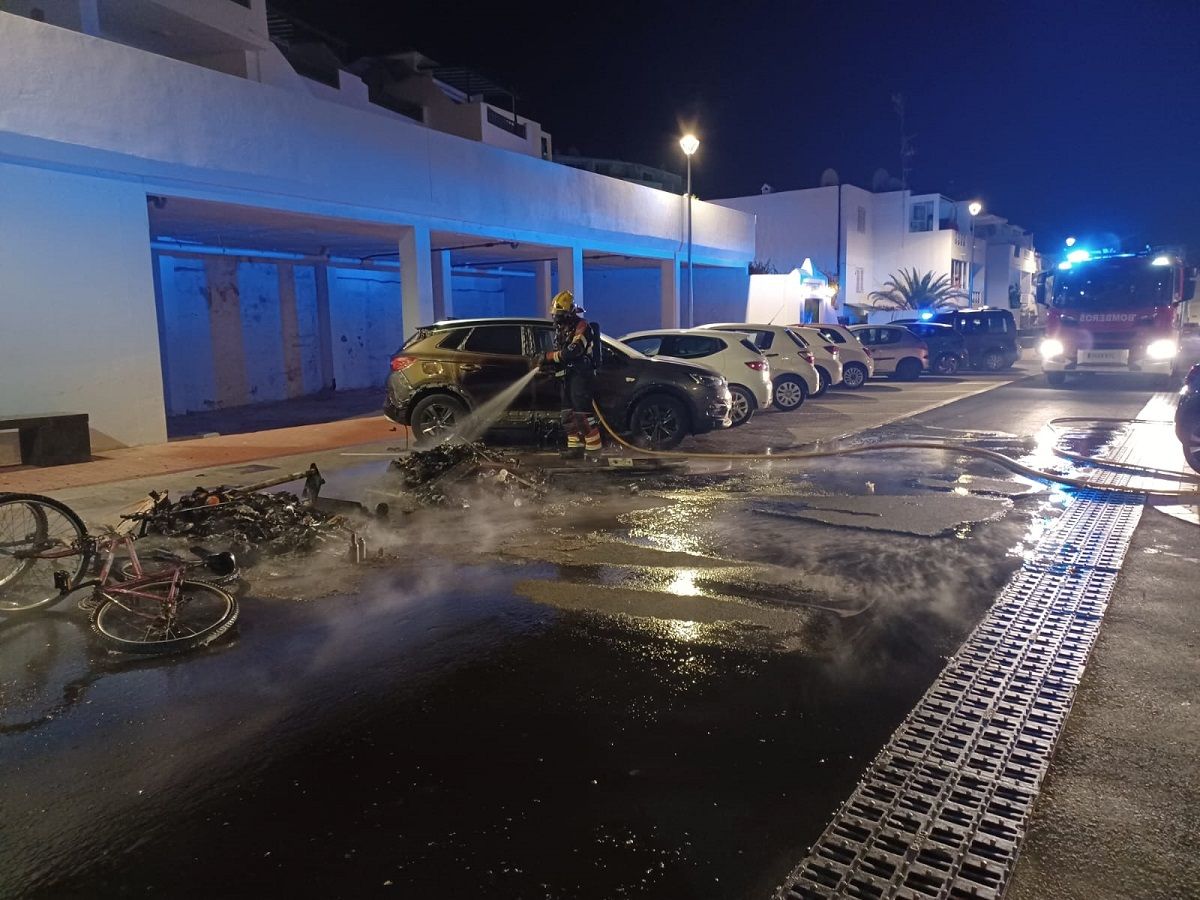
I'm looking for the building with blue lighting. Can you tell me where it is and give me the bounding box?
[0,2,753,447]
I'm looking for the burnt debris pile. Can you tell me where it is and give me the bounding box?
[132,486,346,558]
[391,442,544,507]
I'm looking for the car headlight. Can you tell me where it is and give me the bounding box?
[689,373,724,386]
[1039,338,1064,359]
[1145,338,1177,360]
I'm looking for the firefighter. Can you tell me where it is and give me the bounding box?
[540,290,601,459]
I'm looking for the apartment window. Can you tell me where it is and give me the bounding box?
[487,107,527,139]
[856,206,867,234]
[540,136,550,159]
[909,201,934,232]
[854,267,864,293]
[951,259,966,288]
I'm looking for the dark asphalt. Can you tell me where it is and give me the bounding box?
[0,374,1178,900]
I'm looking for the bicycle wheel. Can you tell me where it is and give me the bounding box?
[90,579,238,654]
[0,494,89,613]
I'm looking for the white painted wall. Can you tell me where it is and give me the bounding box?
[0,14,753,266]
[0,163,165,448]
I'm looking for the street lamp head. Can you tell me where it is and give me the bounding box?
[968,201,982,217]
[679,134,700,156]
[1065,236,1077,247]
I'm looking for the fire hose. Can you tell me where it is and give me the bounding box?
[591,404,1200,500]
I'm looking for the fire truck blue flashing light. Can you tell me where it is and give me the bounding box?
[919,310,934,321]
[1057,261,1072,271]
[1151,255,1171,266]
[1066,249,1091,264]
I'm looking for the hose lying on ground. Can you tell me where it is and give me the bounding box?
[592,404,1200,500]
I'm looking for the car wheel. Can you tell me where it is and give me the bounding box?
[813,367,831,396]
[895,358,922,381]
[728,385,756,427]
[933,353,960,375]
[981,350,1004,372]
[772,376,807,412]
[410,394,468,446]
[841,362,867,389]
[629,394,688,450]
[1045,371,1067,387]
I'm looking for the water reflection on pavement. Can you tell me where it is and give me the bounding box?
[1,441,1066,899]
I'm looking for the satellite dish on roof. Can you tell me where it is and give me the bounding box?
[819,168,840,187]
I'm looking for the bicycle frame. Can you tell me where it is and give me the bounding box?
[88,534,185,626]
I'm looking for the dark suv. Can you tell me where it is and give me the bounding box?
[930,308,1020,371]
[895,321,968,374]
[384,317,732,449]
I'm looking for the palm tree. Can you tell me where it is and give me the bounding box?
[868,268,968,311]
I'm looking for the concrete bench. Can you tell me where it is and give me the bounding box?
[0,413,91,467]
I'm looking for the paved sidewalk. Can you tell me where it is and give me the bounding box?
[0,416,407,494]
[1007,508,1200,899]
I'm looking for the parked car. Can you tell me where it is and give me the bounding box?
[894,320,968,374]
[385,317,732,450]
[620,328,771,427]
[696,323,820,412]
[791,323,875,389]
[930,307,1020,371]
[1176,363,1200,472]
[848,325,930,380]
[786,326,850,394]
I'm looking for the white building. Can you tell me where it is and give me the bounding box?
[973,214,1042,326]
[0,3,753,448]
[715,185,1004,323]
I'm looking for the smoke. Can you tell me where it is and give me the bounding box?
[453,369,540,444]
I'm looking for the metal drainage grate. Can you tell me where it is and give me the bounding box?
[777,476,1145,897]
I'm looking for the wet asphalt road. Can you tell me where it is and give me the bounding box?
[0,375,1163,899]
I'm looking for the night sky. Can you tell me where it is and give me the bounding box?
[277,0,1200,255]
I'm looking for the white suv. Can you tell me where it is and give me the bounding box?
[698,324,821,412]
[621,328,771,426]
[791,324,875,389]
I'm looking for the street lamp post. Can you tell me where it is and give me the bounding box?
[967,200,982,306]
[680,134,699,327]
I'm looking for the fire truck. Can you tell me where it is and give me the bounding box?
[1037,249,1196,387]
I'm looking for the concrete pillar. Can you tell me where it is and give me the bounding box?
[659,257,681,328]
[314,265,336,390]
[399,225,435,334]
[78,0,100,35]
[554,245,584,303]
[277,263,305,399]
[431,250,454,320]
[204,257,249,408]
[534,260,553,314]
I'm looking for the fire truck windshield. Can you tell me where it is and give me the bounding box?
[1052,258,1174,310]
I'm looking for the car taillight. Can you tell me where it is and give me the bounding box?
[390,356,416,372]
[824,345,839,358]
[802,352,815,365]
[745,360,767,371]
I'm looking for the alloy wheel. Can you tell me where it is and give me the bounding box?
[774,379,804,409]
[635,403,680,445]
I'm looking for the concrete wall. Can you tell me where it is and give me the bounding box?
[0,162,165,448]
[156,253,403,414]
[0,14,753,266]
[583,268,665,335]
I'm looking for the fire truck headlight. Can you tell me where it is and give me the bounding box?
[1146,339,1178,360]
[1039,338,1065,359]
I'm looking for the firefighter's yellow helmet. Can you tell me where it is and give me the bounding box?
[550,290,575,315]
